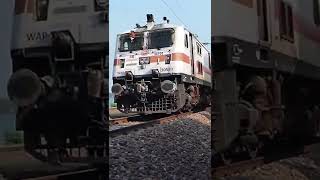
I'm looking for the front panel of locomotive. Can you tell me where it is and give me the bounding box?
[8,0,108,163]
[112,15,192,114]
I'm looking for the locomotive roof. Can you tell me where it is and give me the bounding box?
[120,23,181,34]
[118,21,210,54]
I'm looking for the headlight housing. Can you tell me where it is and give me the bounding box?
[120,59,125,68]
[139,57,150,65]
[165,54,171,64]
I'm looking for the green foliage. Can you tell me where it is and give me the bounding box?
[4,131,23,145]
[111,103,117,107]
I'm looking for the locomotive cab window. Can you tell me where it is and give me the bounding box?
[119,33,144,52]
[279,1,294,41]
[148,29,174,49]
[185,34,189,48]
[35,0,49,21]
[197,43,202,56]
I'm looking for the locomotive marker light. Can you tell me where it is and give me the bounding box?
[120,59,125,68]
[165,54,171,64]
[152,69,160,78]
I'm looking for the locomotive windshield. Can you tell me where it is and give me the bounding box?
[148,29,174,49]
[119,33,144,52]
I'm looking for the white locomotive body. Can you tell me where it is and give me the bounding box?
[212,0,320,164]
[112,15,211,114]
[12,0,108,58]
[7,0,108,164]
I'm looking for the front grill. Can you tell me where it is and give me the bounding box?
[134,95,178,113]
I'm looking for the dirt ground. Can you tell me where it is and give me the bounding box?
[0,148,90,179]
[219,143,320,180]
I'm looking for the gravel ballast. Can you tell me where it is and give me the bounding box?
[109,112,211,180]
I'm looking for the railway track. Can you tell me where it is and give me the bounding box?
[109,112,193,137]
[22,168,101,180]
[20,167,108,180]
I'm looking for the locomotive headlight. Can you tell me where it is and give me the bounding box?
[165,54,171,64]
[111,83,124,96]
[161,80,177,94]
[139,57,150,65]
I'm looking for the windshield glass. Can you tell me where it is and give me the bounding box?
[119,33,144,52]
[148,29,173,49]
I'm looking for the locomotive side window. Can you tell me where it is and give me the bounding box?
[148,29,174,49]
[15,0,26,15]
[35,0,49,21]
[198,62,203,75]
[185,34,189,48]
[197,43,202,56]
[314,0,320,26]
[119,34,144,52]
[279,1,294,41]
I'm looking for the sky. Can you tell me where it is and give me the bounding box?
[109,0,211,91]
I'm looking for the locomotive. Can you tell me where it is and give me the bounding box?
[7,0,108,164]
[111,14,212,114]
[212,0,320,165]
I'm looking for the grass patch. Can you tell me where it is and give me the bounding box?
[110,103,117,108]
[4,131,23,145]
